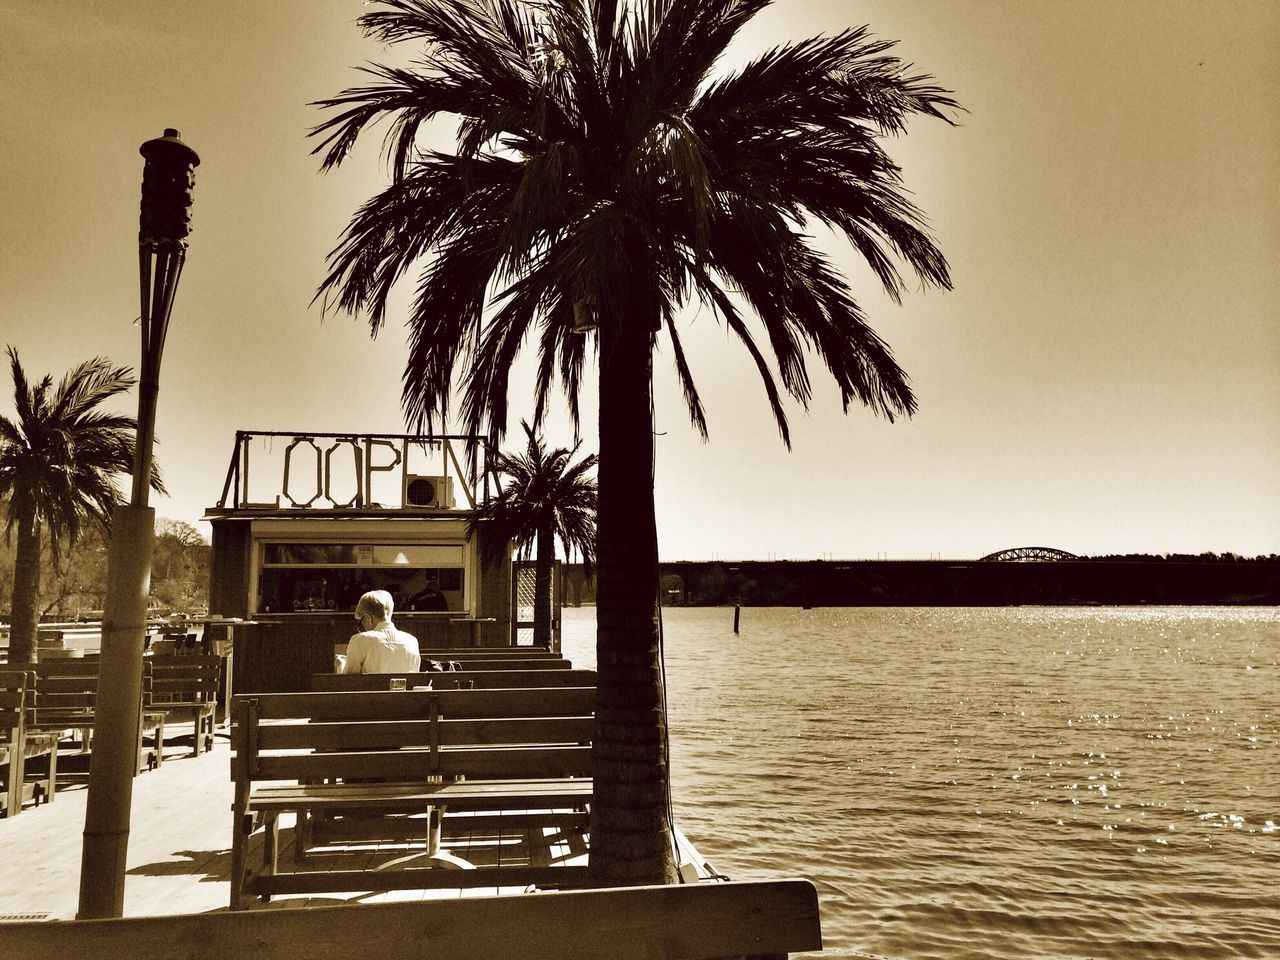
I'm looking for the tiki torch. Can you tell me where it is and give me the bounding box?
[78,129,199,919]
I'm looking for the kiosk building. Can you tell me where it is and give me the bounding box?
[204,431,525,692]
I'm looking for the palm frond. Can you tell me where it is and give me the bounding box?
[774,239,917,420]
[314,0,576,175]
[315,152,523,328]
[631,0,772,112]
[458,267,550,437]
[661,315,708,439]
[530,294,574,430]
[50,357,134,423]
[686,263,791,446]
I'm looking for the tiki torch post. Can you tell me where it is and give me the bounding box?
[78,129,199,919]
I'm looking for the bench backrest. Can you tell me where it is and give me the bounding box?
[0,879,822,960]
[146,654,220,705]
[231,686,596,784]
[21,660,153,728]
[312,668,596,691]
[26,661,103,725]
[0,669,34,740]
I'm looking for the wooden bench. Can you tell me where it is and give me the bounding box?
[312,668,597,691]
[231,685,596,908]
[424,656,574,671]
[145,654,220,756]
[332,651,572,677]
[0,879,823,959]
[345,645,568,668]
[331,658,573,681]
[0,669,58,816]
[23,659,165,774]
[402,655,575,672]
[419,645,560,657]
[376,660,573,670]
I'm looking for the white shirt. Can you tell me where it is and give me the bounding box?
[342,620,421,674]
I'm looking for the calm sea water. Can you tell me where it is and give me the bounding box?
[562,606,1279,960]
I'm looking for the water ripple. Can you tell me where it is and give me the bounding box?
[564,606,1280,959]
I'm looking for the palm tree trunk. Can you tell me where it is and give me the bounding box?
[8,508,42,664]
[591,308,678,886]
[532,519,554,647]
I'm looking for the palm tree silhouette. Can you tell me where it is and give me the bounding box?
[469,421,596,648]
[0,348,162,664]
[312,0,956,884]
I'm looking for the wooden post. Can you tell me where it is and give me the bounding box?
[79,129,198,918]
[733,604,740,634]
[78,504,153,918]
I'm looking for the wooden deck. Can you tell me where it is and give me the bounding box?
[0,722,587,921]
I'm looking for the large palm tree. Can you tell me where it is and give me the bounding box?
[0,348,161,664]
[312,0,956,884]
[470,421,596,647]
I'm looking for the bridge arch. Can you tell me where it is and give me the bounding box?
[980,546,1079,562]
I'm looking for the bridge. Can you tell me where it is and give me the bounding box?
[979,547,1079,562]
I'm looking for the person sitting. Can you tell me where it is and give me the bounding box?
[411,585,448,612]
[342,589,421,674]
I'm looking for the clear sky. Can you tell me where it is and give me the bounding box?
[1,1,1276,560]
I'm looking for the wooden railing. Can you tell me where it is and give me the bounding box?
[0,880,823,959]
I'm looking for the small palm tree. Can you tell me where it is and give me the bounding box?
[0,347,162,664]
[470,421,596,647]
[313,0,955,884]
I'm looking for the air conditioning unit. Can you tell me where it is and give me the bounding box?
[403,474,454,509]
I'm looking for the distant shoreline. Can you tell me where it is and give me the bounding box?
[562,557,1280,607]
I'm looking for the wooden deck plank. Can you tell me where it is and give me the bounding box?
[0,744,593,921]
[0,747,233,919]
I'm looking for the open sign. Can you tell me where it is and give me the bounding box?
[275,436,403,508]
[224,431,484,512]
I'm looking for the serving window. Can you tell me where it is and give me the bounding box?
[257,541,466,614]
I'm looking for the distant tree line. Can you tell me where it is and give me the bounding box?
[1089,552,1279,563]
[562,555,1280,607]
[0,504,209,622]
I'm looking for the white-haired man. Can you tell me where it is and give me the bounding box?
[342,589,421,674]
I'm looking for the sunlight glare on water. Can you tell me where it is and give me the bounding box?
[562,606,1280,960]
